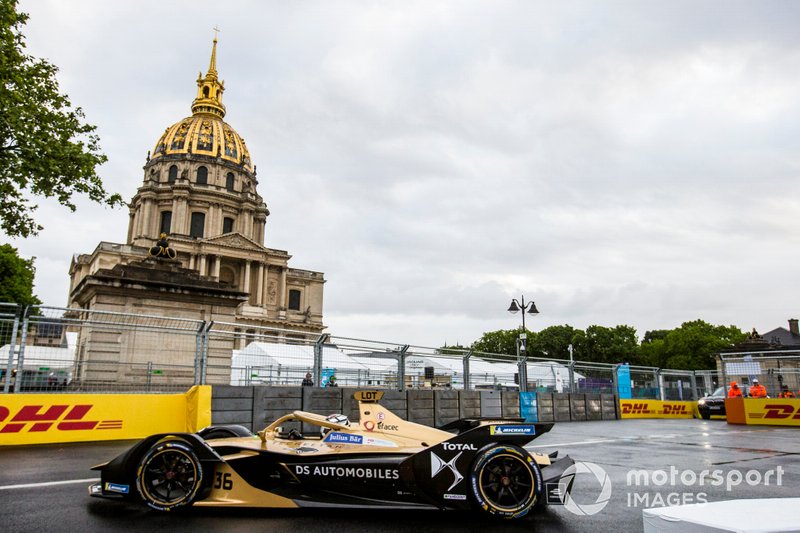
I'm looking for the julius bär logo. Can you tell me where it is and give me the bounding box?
[621,403,654,415]
[0,404,123,433]
[748,404,800,420]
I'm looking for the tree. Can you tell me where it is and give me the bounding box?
[0,0,123,238]
[572,325,640,365]
[528,324,580,360]
[639,320,746,370]
[0,243,41,306]
[470,329,531,358]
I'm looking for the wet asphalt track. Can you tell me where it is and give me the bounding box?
[1,418,798,533]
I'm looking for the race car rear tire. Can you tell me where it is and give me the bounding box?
[469,444,542,519]
[136,440,204,511]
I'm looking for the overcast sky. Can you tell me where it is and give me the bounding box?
[6,0,800,349]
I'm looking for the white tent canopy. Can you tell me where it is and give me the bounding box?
[231,342,372,386]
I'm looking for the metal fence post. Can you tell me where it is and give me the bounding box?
[655,369,665,401]
[568,361,576,394]
[396,345,409,391]
[13,306,32,393]
[719,355,727,394]
[146,361,153,392]
[313,334,330,388]
[689,371,698,400]
[463,350,472,391]
[194,321,206,385]
[3,305,21,394]
[200,322,213,385]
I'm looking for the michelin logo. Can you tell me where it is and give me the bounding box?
[104,482,130,494]
[489,425,536,436]
[324,432,364,444]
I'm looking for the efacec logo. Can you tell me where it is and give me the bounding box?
[556,462,784,516]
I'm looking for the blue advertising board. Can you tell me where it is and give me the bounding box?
[616,363,632,399]
[519,392,538,422]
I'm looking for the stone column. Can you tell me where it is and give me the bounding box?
[243,260,251,302]
[212,255,221,279]
[279,267,287,309]
[141,199,152,237]
[198,254,207,276]
[256,262,265,305]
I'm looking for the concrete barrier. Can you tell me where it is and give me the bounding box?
[569,393,587,421]
[459,391,481,418]
[585,393,603,421]
[253,386,302,433]
[407,389,434,427]
[480,391,502,418]
[211,384,254,428]
[0,386,211,446]
[536,393,554,422]
[434,390,460,427]
[501,391,521,419]
[601,393,618,420]
[554,393,572,421]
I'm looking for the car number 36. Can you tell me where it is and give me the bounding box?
[214,472,233,490]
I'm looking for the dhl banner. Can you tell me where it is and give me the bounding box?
[619,399,696,419]
[0,385,211,446]
[725,397,800,426]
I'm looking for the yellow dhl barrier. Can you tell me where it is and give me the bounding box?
[725,397,800,426]
[619,399,697,419]
[0,385,211,446]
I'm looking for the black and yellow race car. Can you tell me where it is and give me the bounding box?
[89,391,574,519]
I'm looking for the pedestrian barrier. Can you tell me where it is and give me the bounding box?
[585,393,602,421]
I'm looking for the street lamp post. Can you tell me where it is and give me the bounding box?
[507,296,539,393]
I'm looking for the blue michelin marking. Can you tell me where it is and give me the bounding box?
[492,425,536,435]
[324,432,364,444]
[105,482,130,494]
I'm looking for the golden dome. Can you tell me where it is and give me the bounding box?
[150,37,253,173]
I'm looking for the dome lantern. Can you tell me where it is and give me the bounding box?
[149,35,252,174]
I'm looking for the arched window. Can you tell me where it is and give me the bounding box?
[203,87,210,98]
[159,211,172,235]
[190,212,205,238]
[223,217,234,234]
[168,165,178,183]
[226,172,235,192]
[196,166,208,185]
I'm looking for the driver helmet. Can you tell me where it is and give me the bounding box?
[320,414,350,438]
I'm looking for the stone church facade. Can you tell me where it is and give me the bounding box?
[66,38,325,385]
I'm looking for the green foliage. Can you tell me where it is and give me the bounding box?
[639,320,746,370]
[572,324,640,365]
[0,0,123,238]
[470,328,530,357]
[0,243,41,306]
[528,324,580,360]
[468,318,747,370]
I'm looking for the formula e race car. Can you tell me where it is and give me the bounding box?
[89,391,575,519]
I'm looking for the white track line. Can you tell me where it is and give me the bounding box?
[0,478,99,491]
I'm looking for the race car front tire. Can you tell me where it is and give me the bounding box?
[136,440,204,511]
[469,444,542,519]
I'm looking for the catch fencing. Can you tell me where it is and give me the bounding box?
[1,303,711,398]
[718,351,800,398]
